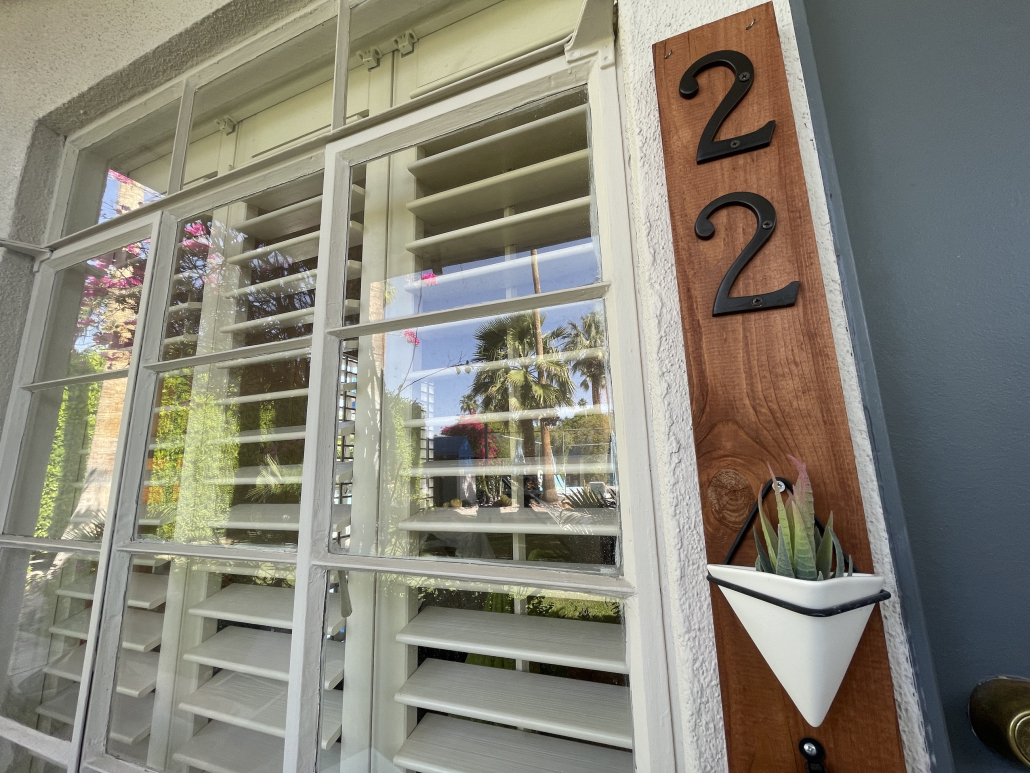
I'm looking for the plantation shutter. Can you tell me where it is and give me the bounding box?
[118,172,351,771]
[323,87,634,772]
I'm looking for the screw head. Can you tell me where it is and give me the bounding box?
[761,220,773,229]
[739,71,751,82]
[802,742,818,756]
[751,297,763,307]
[730,139,741,149]
[775,480,786,492]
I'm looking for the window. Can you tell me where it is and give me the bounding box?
[0,3,674,773]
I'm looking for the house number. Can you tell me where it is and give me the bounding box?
[680,50,776,163]
[696,192,800,316]
[681,50,800,316]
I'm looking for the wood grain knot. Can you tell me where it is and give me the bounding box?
[707,469,755,529]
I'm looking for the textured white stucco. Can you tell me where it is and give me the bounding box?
[615,1,931,770]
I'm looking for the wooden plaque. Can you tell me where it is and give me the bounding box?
[653,4,907,771]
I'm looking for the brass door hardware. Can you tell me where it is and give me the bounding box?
[969,676,1030,768]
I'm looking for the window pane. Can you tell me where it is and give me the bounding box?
[343,90,594,325]
[64,99,179,235]
[38,239,150,381]
[161,174,322,362]
[319,570,631,772]
[0,550,100,749]
[347,0,583,120]
[137,354,309,547]
[104,556,333,770]
[5,377,128,541]
[336,299,619,567]
[184,21,335,188]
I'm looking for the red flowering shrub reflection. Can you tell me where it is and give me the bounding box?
[70,240,149,374]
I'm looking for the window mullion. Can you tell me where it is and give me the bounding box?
[283,148,353,773]
[77,209,177,770]
[330,0,351,132]
[586,48,680,770]
[166,80,197,196]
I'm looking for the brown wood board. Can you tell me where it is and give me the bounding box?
[652,4,907,771]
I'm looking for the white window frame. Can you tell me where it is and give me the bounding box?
[0,210,169,771]
[1,3,680,772]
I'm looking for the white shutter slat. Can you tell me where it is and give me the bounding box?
[149,425,307,451]
[179,671,343,748]
[397,508,619,536]
[183,626,345,689]
[237,195,323,240]
[407,149,590,226]
[173,722,286,773]
[407,106,588,191]
[57,572,168,609]
[226,232,320,267]
[173,723,347,773]
[402,458,615,477]
[405,197,591,266]
[394,714,633,773]
[395,659,632,748]
[188,583,294,628]
[200,464,303,486]
[396,607,626,673]
[45,645,159,697]
[187,583,345,635]
[50,608,163,651]
[219,310,314,335]
[214,387,309,405]
[37,686,154,745]
[225,269,317,299]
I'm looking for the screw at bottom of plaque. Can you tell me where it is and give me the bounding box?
[751,297,763,307]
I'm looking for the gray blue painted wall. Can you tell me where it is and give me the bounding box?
[801,1,1030,769]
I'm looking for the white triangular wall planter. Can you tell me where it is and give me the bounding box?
[707,564,886,727]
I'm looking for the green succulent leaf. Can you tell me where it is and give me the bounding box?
[754,529,774,573]
[790,500,818,580]
[758,497,777,567]
[816,512,835,579]
[775,522,794,578]
[831,526,846,578]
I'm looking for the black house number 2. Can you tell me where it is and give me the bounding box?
[681,49,801,317]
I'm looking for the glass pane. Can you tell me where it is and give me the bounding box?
[161,174,322,362]
[0,550,100,745]
[137,353,309,547]
[347,0,583,120]
[5,377,128,541]
[335,299,619,567]
[38,239,150,381]
[105,556,333,769]
[318,570,630,772]
[64,98,179,234]
[184,21,335,187]
[343,90,594,326]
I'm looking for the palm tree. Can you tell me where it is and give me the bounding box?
[564,311,607,406]
[465,312,574,503]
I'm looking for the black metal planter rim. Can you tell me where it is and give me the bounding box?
[707,573,891,618]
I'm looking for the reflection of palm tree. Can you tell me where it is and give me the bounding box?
[465,313,573,503]
[565,311,607,407]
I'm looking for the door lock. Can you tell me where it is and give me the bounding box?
[969,676,1030,768]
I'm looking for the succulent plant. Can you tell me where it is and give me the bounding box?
[754,456,853,580]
